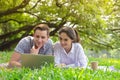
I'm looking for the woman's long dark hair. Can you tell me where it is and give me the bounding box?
[59,27,80,43]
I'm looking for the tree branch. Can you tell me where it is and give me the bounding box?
[0,37,21,51]
[13,11,40,19]
[109,28,120,31]
[29,0,41,11]
[0,25,34,39]
[55,0,68,8]
[0,0,30,17]
[88,36,113,49]
[0,19,28,24]
[50,21,66,36]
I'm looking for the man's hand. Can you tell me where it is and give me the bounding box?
[30,45,41,55]
[8,61,22,68]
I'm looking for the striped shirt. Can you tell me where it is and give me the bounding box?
[15,36,53,55]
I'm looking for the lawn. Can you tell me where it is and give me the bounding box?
[0,51,120,80]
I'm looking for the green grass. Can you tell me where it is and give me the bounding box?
[0,51,120,80]
[88,57,120,69]
[0,51,13,63]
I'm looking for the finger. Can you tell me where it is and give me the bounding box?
[32,45,35,49]
[37,45,42,49]
[32,45,38,49]
[35,45,38,49]
[37,44,43,49]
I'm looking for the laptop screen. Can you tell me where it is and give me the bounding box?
[21,54,54,69]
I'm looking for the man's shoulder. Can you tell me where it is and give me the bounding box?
[15,36,33,53]
[17,36,33,45]
[46,38,53,44]
[24,36,33,40]
[20,36,33,42]
[44,38,53,48]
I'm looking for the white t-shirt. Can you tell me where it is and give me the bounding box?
[54,42,88,68]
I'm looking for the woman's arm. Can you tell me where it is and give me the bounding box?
[77,45,88,68]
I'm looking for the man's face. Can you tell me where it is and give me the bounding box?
[33,29,49,48]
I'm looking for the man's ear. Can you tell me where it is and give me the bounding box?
[33,33,35,37]
[47,35,49,40]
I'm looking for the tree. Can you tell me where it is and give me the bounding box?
[0,0,119,52]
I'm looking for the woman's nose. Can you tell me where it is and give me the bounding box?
[61,40,65,44]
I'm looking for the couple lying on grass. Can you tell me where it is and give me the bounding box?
[8,23,88,68]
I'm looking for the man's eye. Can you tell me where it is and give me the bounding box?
[41,36,45,39]
[64,39,68,41]
[36,35,39,38]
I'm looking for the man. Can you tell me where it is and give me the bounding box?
[8,23,53,68]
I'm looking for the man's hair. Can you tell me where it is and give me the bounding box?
[33,23,50,35]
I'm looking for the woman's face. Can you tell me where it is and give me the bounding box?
[59,32,73,50]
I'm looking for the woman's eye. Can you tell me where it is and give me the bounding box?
[59,37,62,40]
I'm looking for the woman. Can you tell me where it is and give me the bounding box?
[54,27,88,68]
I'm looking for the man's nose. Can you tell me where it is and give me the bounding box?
[38,38,42,42]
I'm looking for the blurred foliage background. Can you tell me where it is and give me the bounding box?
[0,0,120,57]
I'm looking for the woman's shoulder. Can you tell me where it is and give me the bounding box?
[73,43,81,46]
[73,43,83,48]
[54,42,60,45]
[54,42,61,47]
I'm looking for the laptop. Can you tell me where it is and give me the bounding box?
[21,54,54,69]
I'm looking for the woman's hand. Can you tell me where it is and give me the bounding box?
[56,63,66,67]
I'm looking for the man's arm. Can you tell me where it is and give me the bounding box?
[8,52,22,68]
